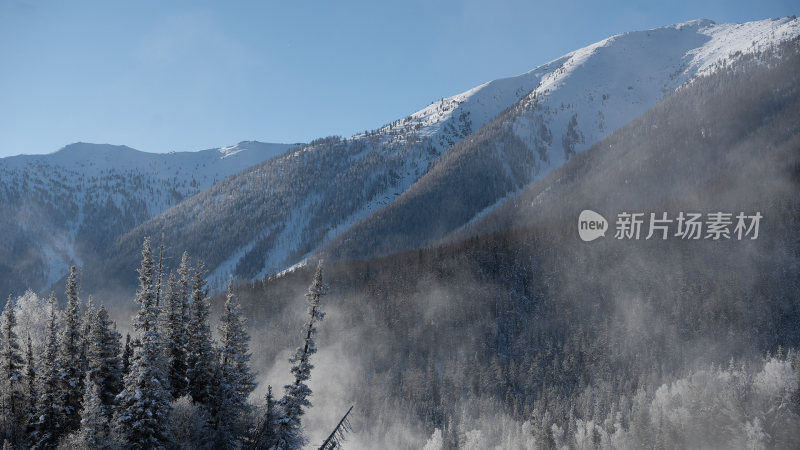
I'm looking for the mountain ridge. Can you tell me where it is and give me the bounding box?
[32,16,800,296]
[320,16,800,263]
[0,140,298,294]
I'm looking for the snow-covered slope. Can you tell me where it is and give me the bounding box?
[322,17,800,262]
[105,17,800,290]
[512,17,799,167]
[0,141,295,293]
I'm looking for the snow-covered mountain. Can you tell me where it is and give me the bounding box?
[0,141,296,294]
[99,17,800,291]
[323,17,800,261]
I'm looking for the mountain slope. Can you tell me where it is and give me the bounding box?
[231,36,800,449]
[450,34,800,244]
[0,141,295,294]
[321,16,800,262]
[109,17,800,291]
[104,48,575,289]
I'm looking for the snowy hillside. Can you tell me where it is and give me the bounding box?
[0,141,295,293]
[108,17,799,290]
[510,17,800,169]
[323,16,800,263]
[366,17,800,166]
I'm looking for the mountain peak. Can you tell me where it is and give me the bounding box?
[53,142,140,158]
[668,18,716,29]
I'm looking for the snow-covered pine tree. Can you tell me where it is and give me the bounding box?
[121,333,132,377]
[34,292,64,447]
[164,271,189,399]
[78,295,95,401]
[186,259,216,406]
[79,379,110,448]
[273,261,328,449]
[59,265,84,433]
[85,305,122,417]
[23,334,36,439]
[208,348,236,449]
[177,251,192,309]
[249,385,278,448]
[216,275,256,443]
[0,296,25,444]
[155,235,165,308]
[113,237,174,449]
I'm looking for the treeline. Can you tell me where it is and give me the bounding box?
[0,237,337,449]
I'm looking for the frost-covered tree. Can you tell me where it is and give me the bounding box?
[13,290,48,355]
[113,237,174,449]
[164,271,190,399]
[217,275,255,438]
[274,261,328,449]
[85,305,122,417]
[23,334,36,438]
[121,333,132,377]
[177,251,192,305]
[208,349,236,449]
[34,292,64,447]
[170,395,213,448]
[0,296,25,444]
[79,379,111,448]
[186,259,216,406]
[155,236,165,308]
[78,295,95,409]
[59,265,84,433]
[250,385,279,449]
[318,406,354,450]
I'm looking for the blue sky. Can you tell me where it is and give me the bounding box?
[0,0,796,157]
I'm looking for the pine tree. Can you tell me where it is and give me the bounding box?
[0,296,25,444]
[155,235,165,308]
[164,271,189,399]
[23,334,37,439]
[121,333,132,377]
[59,265,84,433]
[250,386,278,449]
[34,292,64,447]
[274,261,328,449]
[318,405,354,450]
[216,275,256,443]
[85,305,122,417]
[186,259,216,406]
[113,237,174,449]
[208,349,236,449]
[219,277,256,409]
[79,379,109,448]
[80,295,96,388]
[177,251,192,308]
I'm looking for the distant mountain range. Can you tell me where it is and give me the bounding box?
[0,141,296,295]
[2,16,798,297]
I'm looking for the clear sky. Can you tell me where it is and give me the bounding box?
[0,0,796,157]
